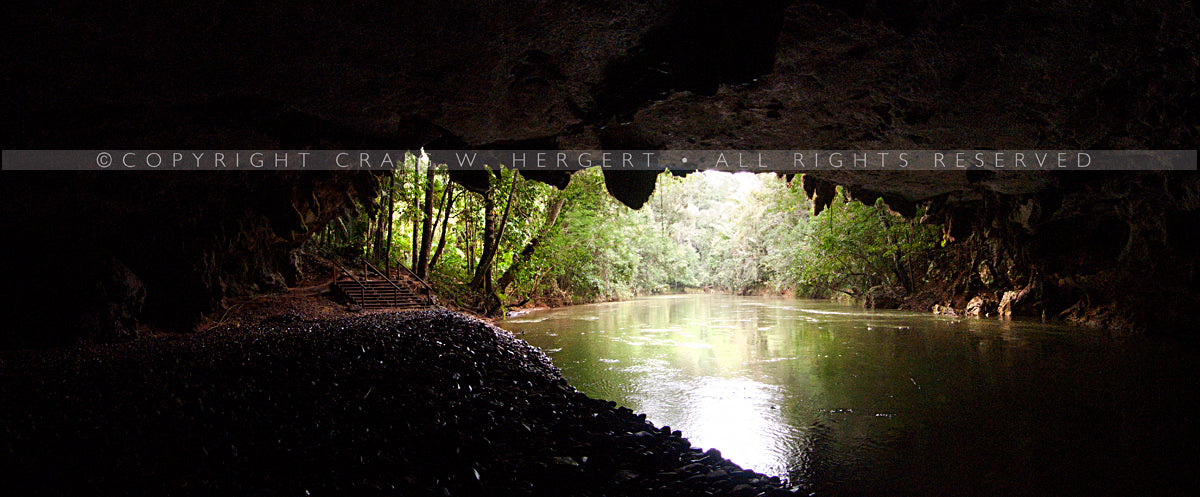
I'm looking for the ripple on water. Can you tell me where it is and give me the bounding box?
[670,341,713,349]
[757,357,799,364]
[622,358,674,373]
[797,309,868,317]
[504,317,549,324]
[612,336,651,346]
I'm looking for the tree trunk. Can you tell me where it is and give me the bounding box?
[385,172,395,272]
[470,176,499,290]
[428,179,450,258]
[470,171,519,291]
[372,188,387,263]
[464,204,476,277]
[415,165,437,278]
[430,184,456,271]
[410,161,421,268]
[497,194,565,294]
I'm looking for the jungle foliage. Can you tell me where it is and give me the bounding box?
[307,155,943,313]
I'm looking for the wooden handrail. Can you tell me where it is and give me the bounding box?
[391,262,435,293]
[331,259,368,291]
[332,258,435,308]
[360,259,409,294]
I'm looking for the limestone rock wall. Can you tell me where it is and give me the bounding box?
[902,171,1200,333]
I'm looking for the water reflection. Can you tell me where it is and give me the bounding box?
[624,359,792,476]
[502,294,1197,496]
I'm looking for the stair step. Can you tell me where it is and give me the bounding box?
[329,262,434,309]
[330,268,433,308]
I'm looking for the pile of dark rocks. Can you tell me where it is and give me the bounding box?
[2,310,795,496]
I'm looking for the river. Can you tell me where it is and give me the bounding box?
[500,294,1196,496]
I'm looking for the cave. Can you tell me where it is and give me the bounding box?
[6,0,1197,343]
[3,1,1198,495]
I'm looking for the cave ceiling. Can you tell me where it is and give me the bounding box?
[6,1,1197,208]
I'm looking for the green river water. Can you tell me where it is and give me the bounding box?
[501,294,1196,496]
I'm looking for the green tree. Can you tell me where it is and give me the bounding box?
[780,187,939,298]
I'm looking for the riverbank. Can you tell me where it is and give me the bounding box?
[1,310,793,496]
[505,287,747,316]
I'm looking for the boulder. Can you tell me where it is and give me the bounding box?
[932,303,958,317]
[998,282,1040,319]
[964,295,997,317]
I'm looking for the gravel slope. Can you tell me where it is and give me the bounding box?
[2,310,793,496]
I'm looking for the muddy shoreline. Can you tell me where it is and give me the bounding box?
[2,310,793,496]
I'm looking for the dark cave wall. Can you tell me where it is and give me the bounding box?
[892,171,1200,333]
[1,172,381,347]
[1025,172,1200,332]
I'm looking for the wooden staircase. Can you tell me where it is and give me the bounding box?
[331,260,435,310]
